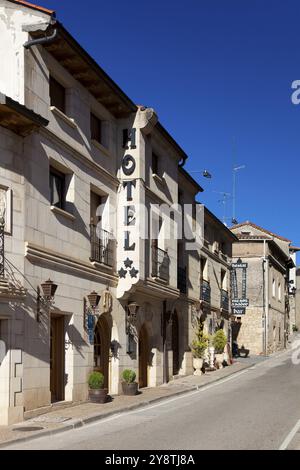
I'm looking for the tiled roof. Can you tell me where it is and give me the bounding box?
[7,0,55,15]
[236,234,272,240]
[230,221,291,243]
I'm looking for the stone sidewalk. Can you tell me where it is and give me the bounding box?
[0,358,262,448]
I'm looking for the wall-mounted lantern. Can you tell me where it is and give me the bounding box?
[84,291,101,345]
[126,302,140,333]
[87,291,101,311]
[37,279,58,322]
[126,302,140,355]
[41,279,58,300]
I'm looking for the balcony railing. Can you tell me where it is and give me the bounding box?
[177,266,187,294]
[221,289,229,311]
[152,245,170,282]
[90,225,114,267]
[201,279,211,304]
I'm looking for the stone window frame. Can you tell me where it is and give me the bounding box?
[0,185,12,235]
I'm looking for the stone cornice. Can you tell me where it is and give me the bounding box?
[25,242,118,286]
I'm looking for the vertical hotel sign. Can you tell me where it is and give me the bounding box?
[116,137,140,299]
[231,258,249,315]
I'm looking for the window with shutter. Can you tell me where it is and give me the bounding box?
[91,113,102,144]
[49,167,66,209]
[49,76,66,114]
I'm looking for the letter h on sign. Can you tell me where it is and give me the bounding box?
[123,129,136,149]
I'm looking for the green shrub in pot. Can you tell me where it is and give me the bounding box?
[122,369,138,396]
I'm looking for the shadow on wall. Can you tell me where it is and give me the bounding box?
[3,290,88,364]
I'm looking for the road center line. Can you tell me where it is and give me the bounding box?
[279,419,300,450]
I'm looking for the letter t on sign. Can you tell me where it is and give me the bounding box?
[123,180,136,201]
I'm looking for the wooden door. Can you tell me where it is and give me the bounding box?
[94,316,110,389]
[139,325,149,388]
[172,312,179,375]
[50,316,65,403]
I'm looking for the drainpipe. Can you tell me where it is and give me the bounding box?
[263,239,269,355]
[24,16,58,50]
[162,300,168,384]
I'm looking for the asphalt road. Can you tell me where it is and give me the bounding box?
[4,348,300,450]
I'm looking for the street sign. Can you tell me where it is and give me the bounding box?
[232,307,246,316]
[232,262,248,269]
[232,299,249,307]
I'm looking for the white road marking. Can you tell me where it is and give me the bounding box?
[279,419,300,450]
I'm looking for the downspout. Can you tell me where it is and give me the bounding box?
[263,239,269,355]
[162,300,168,384]
[24,16,58,50]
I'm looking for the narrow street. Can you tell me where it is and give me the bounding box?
[3,348,300,451]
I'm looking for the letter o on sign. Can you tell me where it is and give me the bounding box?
[0,340,6,364]
[122,155,136,176]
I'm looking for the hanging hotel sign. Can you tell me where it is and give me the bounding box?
[231,258,249,313]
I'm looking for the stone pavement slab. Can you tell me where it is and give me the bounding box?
[0,358,260,448]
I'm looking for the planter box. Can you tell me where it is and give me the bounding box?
[88,388,108,404]
[122,382,138,396]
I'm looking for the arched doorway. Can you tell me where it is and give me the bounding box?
[172,311,179,376]
[139,324,149,388]
[94,315,111,389]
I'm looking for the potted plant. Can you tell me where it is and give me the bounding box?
[212,329,227,369]
[88,371,108,404]
[191,320,209,375]
[122,369,138,396]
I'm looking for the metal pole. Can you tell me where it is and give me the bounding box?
[0,221,4,278]
[163,300,168,384]
[233,169,236,222]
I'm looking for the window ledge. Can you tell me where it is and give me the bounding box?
[90,260,114,271]
[91,139,110,156]
[51,205,75,221]
[151,276,169,285]
[50,106,77,129]
[153,173,165,184]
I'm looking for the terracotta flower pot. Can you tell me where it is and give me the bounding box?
[122,382,138,396]
[88,388,108,404]
[193,357,204,376]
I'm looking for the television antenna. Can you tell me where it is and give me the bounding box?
[213,191,232,226]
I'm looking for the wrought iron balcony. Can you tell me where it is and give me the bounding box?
[177,266,187,294]
[221,289,229,311]
[90,225,114,267]
[152,245,170,282]
[201,279,211,304]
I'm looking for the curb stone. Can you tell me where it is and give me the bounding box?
[0,353,287,449]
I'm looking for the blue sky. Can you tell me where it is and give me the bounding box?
[41,0,299,247]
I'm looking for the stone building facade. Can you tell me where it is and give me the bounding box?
[0,0,238,425]
[231,222,295,355]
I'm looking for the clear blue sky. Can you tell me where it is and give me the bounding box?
[41,0,299,247]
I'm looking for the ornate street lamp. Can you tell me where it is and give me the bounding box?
[37,279,58,322]
[0,192,6,278]
[87,291,101,310]
[41,279,58,300]
[126,302,140,334]
[84,291,101,345]
[126,302,140,355]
